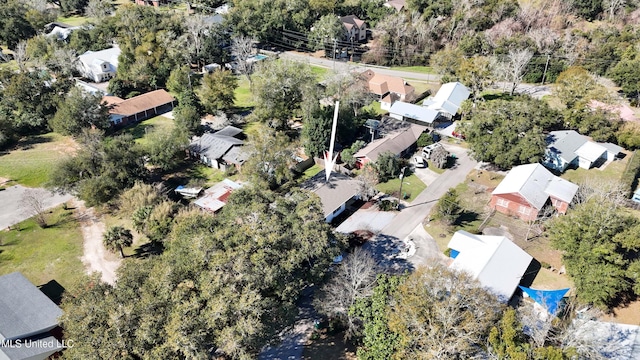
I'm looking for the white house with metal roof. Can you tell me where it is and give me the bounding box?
[389,101,439,125]
[447,231,533,302]
[543,130,623,172]
[77,46,120,83]
[423,82,471,118]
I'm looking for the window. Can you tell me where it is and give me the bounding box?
[496,198,509,207]
[518,205,532,215]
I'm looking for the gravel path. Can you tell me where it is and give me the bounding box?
[74,200,120,285]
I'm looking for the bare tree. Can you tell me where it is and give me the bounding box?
[47,47,77,78]
[21,189,50,228]
[231,35,256,82]
[604,0,627,21]
[184,14,211,68]
[356,164,379,201]
[572,179,627,207]
[14,41,28,72]
[85,0,113,19]
[314,247,378,338]
[493,49,533,95]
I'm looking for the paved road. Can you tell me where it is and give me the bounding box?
[0,185,73,230]
[366,144,477,271]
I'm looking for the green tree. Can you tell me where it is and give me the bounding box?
[571,0,603,20]
[0,1,37,50]
[49,132,147,206]
[341,140,366,168]
[166,64,194,96]
[49,87,111,136]
[198,69,237,114]
[103,225,133,258]
[555,67,603,110]
[374,151,401,182]
[0,71,61,132]
[242,125,296,188]
[308,15,344,57]
[302,110,332,158]
[251,60,316,127]
[460,97,559,169]
[173,90,203,136]
[433,188,462,225]
[61,0,88,15]
[144,127,188,171]
[488,308,530,359]
[549,198,640,307]
[117,181,161,217]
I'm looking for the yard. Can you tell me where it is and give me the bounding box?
[311,65,331,80]
[560,152,629,185]
[389,65,435,74]
[56,15,89,26]
[375,173,426,202]
[234,76,254,109]
[0,206,86,291]
[120,115,174,146]
[0,133,77,187]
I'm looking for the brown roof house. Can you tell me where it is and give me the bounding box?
[361,70,415,110]
[490,164,579,221]
[301,172,360,223]
[354,117,426,169]
[188,126,248,171]
[0,272,65,360]
[106,89,176,126]
[341,15,367,42]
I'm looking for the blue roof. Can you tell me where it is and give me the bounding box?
[519,286,570,315]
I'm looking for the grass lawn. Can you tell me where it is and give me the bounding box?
[412,81,439,98]
[561,153,628,185]
[375,174,426,202]
[426,161,446,174]
[390,65,435,74]
[311,65,331,81]
[362,101,387,116]
[121,115,174,146]
[300,164,323,181]
[0,206,85,291]
[0,133,76,187]
[56,15,89,26]
[188,163,232,187]
[234,76,254,109]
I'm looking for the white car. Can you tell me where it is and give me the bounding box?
[413,156,426,168]
[421,143,443,159]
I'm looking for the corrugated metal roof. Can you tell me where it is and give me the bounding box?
[190,133,244,161]
[575,141,607,162]
[389,101,439,124]
[448,231,533,301]
[492,164,578,210]
[423,82,470,116]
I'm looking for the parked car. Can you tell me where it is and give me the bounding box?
[413,156,426,168]
[421,142,442,159]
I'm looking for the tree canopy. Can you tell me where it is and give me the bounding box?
[460,96,560,170]
[61,187,343,359]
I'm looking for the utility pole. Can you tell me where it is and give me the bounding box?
[541,54,551,85]
[332,39,337,70]
[398,166,407,204]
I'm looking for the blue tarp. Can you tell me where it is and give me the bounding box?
[450,249,459,259]
[519,286,570,315]
[175,185,185,190]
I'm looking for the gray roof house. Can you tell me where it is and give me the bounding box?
[543,130,623,172]
[0,272,64,360]
[301,172,360,223]
[189,126,248,170]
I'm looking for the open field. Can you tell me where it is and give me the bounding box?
[311,65,331,80]
[0,206,85,291]
[0,133,77,187]
[376,174,426,202]
[56,15,89,26]
[121,115,174,146]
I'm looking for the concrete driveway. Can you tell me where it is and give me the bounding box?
[0,185,72,230]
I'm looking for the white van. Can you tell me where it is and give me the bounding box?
[421,143,442,159]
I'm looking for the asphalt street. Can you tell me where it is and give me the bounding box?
[0,185,72,230]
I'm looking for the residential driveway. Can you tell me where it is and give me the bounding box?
[413,166,440,186]
[406,224,448,268]
[0,185,72,230]
[368,144,477,271]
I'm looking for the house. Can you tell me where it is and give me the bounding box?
[77,46,121,83]
[189,126,248,170]
[490,163,579,221]
[543,130,622,172]
[361,70,415,110]
[46,25,81,41]
[106,90,176,126]
[301,172,360,222]
[0,272,64,360]
[389,101,440,125]
[354,118,426,168]
[340,15,367,42]
[423,82,471,119]
[384,0,406,11]
[193,179,244,213]
[447,231,533,301]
